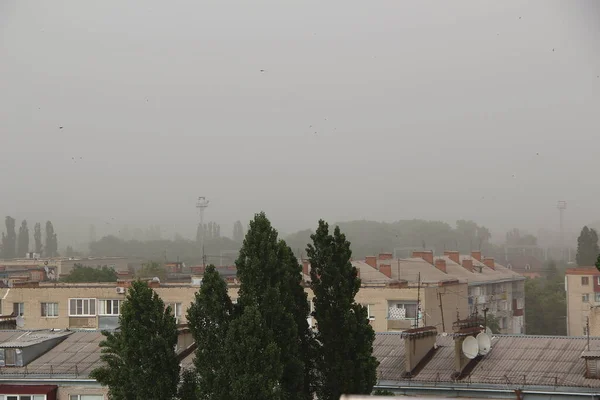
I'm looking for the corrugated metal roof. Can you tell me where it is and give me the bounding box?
[0,330,72,348]
[373,333,600,389]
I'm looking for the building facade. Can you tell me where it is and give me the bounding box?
[565,267,600,336]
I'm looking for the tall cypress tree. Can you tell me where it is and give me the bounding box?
[1,216,17,259]
[90,280,180,399]
[235,212,311,400]
[577,226,600,266]
[307,220,378,400]
[45,221,58,257]
[233,220,244,242]
[17,220,29,257]
[187,264,233,400]
[225,304,283,400]
[33,223,43,254]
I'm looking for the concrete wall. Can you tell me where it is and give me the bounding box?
[57,385,108,400]
[566,272,598,336]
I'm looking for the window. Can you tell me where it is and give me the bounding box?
[597,277,600,285]
[362,304,375,320]
[582,277,590,285]
[69,298,96,316]
[0,396,46,400]
[12,303,24,316]
[168,303,182,323]
[69,396,104,400]
[41,302,58,317]
[507,264,512,270]
[525,264,531,271]
[595,293,600,303]
[583,294,590,303]
[4,349,16,366]
[388,301,417,319]
[98,300,121,315]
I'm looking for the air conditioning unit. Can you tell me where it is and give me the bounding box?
[116,287,126,294]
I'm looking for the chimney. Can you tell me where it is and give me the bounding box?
[365,256,377,269]
[402,327,438,378]
[471,251,482,262]
[378,252,393,261]
[379,264,392,278]
[434,258,447,273]
[302,260,310,276]
[444,251,460,265]
[461,258,474,272]
[412,250,434,265]
[483,257,495,270]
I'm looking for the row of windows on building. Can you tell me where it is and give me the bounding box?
[0,396,103,400]
[581,276,600,286]
[581,293,600,303]
[7,300,182,319]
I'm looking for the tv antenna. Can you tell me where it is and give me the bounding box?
[557,201,567,261]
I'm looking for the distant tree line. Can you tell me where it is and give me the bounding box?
[0,216,58,259]
[62,264,118,283]
[91,213,379,400]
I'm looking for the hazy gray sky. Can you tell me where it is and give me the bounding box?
[1,0,599,243]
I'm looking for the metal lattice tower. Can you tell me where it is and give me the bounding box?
[557,201,567,261]
[196,196,209,263]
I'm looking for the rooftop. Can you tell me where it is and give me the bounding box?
[0,330,72,348]
[375,333,600,389]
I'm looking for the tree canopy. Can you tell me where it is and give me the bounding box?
[1,216,17,259]
[136,261,168,281]
[90,280,180,399]
[525,261,567,335]
[33,222,43,254]
[45,221,58,257]
[17,220,29,258]
[62,264,118,283]
[576,226,599,266]
[307,220,379,400]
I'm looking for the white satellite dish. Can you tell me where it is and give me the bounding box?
[16,316,25,329]
[476,332,492,355]
[462,336,479,359]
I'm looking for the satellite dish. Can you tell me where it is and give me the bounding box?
[476,332,492,355]
[16,316,25,329]
[462,336,479,359]
[152,277,160,283]
[486,327,492,335]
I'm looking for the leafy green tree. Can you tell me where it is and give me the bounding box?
[45,221,58,257]
[233,220,244,243]
[524,264,567,335]
[307,220,378,400]
[90,280,180,399]
[577,226,599,266]
[62,264,118,283]
[136,261,168,281]
[506,228,537,246]
[17,220,29,257]
[177,368,199,400]
[485,313,501,334]
[33,223,43,254]
[187,264,233,400]
[225,305,283,400]
[235,212,311,400]
[1,216,17,259]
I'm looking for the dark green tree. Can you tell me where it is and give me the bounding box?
[187,264,233,400]
[33,223,43,254]
[90,280,180,399]
[577,226,599,266]
[373,390,395,396]
[177,368,199,400]
[307,220,379,400]
[62,265,118,283]
[235,212,312,400]
[136,261,168,281]
[233,220,244,242]
[45,221,58,257]
[225,305,283,400]
[17,220,29,258]
[1,216,17,259]
[485,313,501,334]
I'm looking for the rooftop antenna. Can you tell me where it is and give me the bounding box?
[196,196,209,265]
[557,201,567,262]
[415,272,421,328]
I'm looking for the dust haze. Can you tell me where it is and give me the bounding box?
[1,0,599,247]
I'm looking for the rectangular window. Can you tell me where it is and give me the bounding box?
[597,276,600,285]
[168,303,182,323]
[388,301,417,319]
[583,294,590,303]
[582,277,590,285]
[0,397,45,400]
[69,298,96,316]
[595,293,600,303]
[98,300,121,316]
[41,302,59,317]
[4,349,16,366]
[362,304,375,320]
[12,303,24,316]
[69,396,104,400]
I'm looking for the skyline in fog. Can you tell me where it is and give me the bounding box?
[1,1,599,245]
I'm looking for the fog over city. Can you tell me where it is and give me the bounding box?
[1,0,599,246]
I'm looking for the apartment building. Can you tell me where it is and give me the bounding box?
[0,271,468,334]
[565,267,600,336]
[365,250,525,334]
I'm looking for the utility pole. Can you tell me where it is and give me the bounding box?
[438,291,446,333]
[557,201,567,261]
[587,317,591,350]
[483,307,489,331]
[416,272,421,329]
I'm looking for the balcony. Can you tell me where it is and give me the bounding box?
[387,319,414,331]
